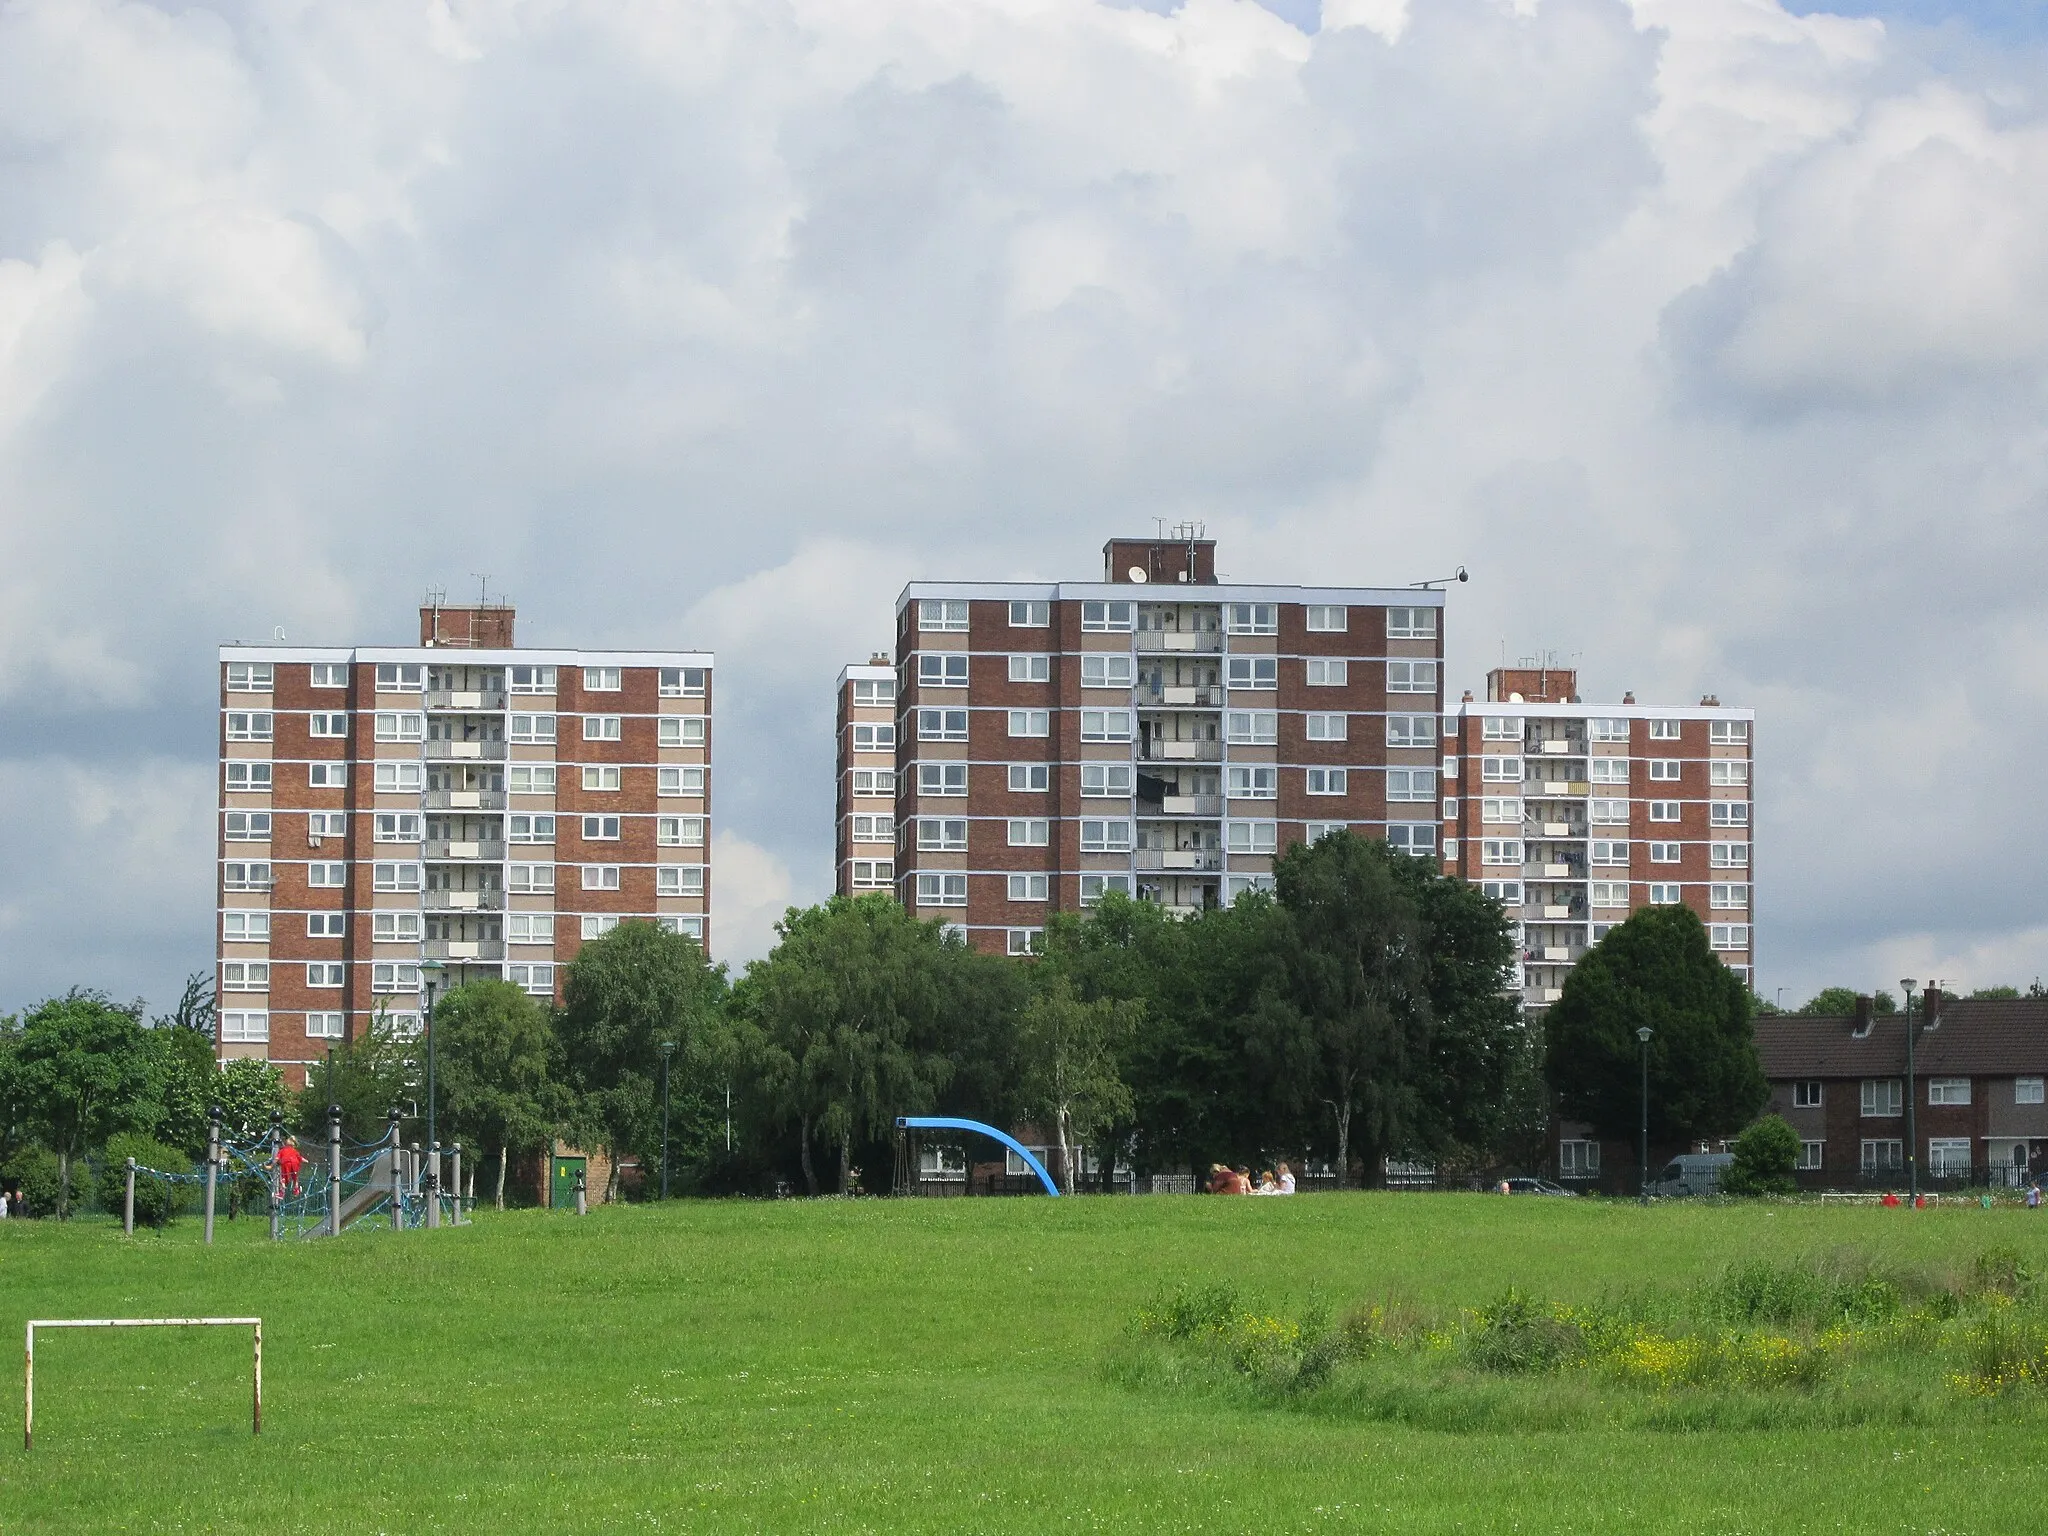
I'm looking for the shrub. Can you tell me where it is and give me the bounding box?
[1465,1289,1585,1373]
[2,1147,82,1218]
[95,1134,192,1228]
[1724,1115,1799,1195]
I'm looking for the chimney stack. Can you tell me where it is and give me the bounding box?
[1622,691,1635,704]
[1852,994,1873,1037]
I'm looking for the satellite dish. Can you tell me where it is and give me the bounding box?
[1128,567,1148,583]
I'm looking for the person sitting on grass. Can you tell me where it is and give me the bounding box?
[1207,1164,1233,1195]
[1255,1170,1278,1195]
[1275,1163,1295,1195]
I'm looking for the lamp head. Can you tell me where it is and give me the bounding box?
[1636,1027,1653,1043]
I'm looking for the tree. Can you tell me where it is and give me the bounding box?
[297,1012,417,1145]
[9,991,164,1216]
[1724,1114,1799,1196]
[1015,974,1139,1193]
[433,979,564,1208]
[1545,906,1767,1147]
[1969,985,2021,1000]
[1799,987,1895,1016]
[96,1133,191,1227]
[558,923,726,1199]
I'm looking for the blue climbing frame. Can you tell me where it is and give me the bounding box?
[895,1117,1060,1197]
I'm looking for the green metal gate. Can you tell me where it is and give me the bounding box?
[550,1155,586,1210]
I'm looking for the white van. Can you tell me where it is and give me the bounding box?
[1647,1152,1733,1198]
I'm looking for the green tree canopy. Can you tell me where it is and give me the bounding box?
[1014,973,1139,1193]
[9,990,164,1215]
[433,978,566,1208]
[297,1011,419,1146]
[1798,986,1896,1016]
[1724,1114,1799,1196]
[1545,906,1766,1146]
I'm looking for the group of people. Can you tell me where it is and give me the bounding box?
[1207,1162,1296,1195]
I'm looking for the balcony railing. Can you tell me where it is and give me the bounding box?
[1141,740,1222,762]
[424,740,508,761]
[1135,631,1223,654]
[423,939,506,961]
[426,789,508,811]
[424,839,508,861]
[1523,860,1586,879]
[1157,794,1223,817]
[1135,849,1223,872]
[425,690,509,712]
[1526,779,1590,797]
[423,890,504,911]
[1136,686,1224,708]
[1525,901,1588,920]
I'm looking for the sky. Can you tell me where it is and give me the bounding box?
[3,0,2046,1016]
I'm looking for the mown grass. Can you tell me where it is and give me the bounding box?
[2,1195,2046,1532]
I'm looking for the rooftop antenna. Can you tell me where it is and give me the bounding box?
[472,573,493,605]
[273,626,286,642]
[1410,565,1469,590]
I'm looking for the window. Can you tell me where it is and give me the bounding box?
[305,712,346,739]
[224,762,273,792]
[917,600,970,632]
[1305,767,1348,796]
[1226,821,1277,854]
[655,866,706,897]
[508,863,554,894]
[658,667,708,698]
[1711,802,1750,827]
[1008,873,1050,901]
[851,677,897,707]
[371,912,421,942]
[306,1012,344,1040]
[659,716,708,748]
[2017,1078,2046,1106]
[1080,819,1131,853]
[507,914,554,945]
[220,1011,268,1043]
[1648,719,1681,740]
[1794,1140,1823,1171]
[1481,717,1518,741]
[1793,1081,1823,1109]
[1387,768,1435,802]
[1225,603,1276,635]
[225,712,273,741]
[1303,822,1347,844]
[1286,715,1343,748]
[222,911,270,942]
[1589,718,1628,742]
[224,811,271,840]
[375,664,425,692]
[1387,660,1438,694]
[1227,711,1278,745]
[1008,655,1050,684]
[309,763,348,790]
[1007,819,1049,847]
[851,723,895,753]
[374,712,424,743]
[1649,800,1680,822]
[373,813,422,842]
[1080,710,1132,742]
[1481,839,1522,866]
[920,709,969,741]
[1080,763,1133,797]
[1225,873,1277,901]
[919,763,968,797]
[510,665,556,693]
[1387,715,1435,748]
[1590,758,1629,784]
[1304,605,1348,632]
[509,964,555,997]
[582,715,622,742]
[1590,798,1627,824]
[1649,883,1682,904]
[581,815,621,841]
[1861,1079,1903,1117]
[509,765,557,794]
[1710,883,1748,909]
[1305,658,1348,687]
[1226,657,1277,691]
[222,961,269,991]
[1227,765,1277,799]
[1481,756,1523,782]
[1928,1139,1972,1178]
[306,962,345,988]
[1861,1138,1904,1174]
[365,762,415,795]
[1006,929,1044,957]
[307,861,346,887]
[580,865,621,891]
[1384,605,1436,639]
[918,818,968,851]
[509,714,557,744]
[1648,759,1680,781]
[1710,842,1749,868]
[918,654,970,688]
[657,817,705,847]
[1079,873,1132,905]
[1007,710,1049,738]
[508,815,555,844]
[1386,824,1436,858]
[1559,1140,1600,1178]
[916,873,968,907]
[1649,842,1681,863]
[1009,601,1050,628]
[372,862,421,892]
[1928,1077,1971,1106]
[1080,653,1134,689]
[852,768,895,796]
[1591,841,1628,866]
[1710,761,1748,786]
[850,859,893,890]
[582,667,622,692]
[582,765,622,792]
[851,813,892,842]
[1590,881,1627,907]
[225,662,273,692]
[1008,764,1049,793]
[1479,880,1522,904]
[1710,720,1749,745]
[581,915,623,941]
[1482,798,1523,824]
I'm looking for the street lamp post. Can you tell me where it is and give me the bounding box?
[1636,1026,1653,1203]
[1901,978,1917,1201]
[422,963,447,1223]
[660,1041,676,1201]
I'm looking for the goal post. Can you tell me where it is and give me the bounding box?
[24,1318,262,1450]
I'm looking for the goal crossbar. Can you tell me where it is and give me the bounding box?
[25,1318,262,1450]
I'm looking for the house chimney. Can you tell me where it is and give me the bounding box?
[1700,693,1720,707]
[1622,691,1635,705]
[1924,984,1943,1029]
[870,652,890,667]
[1852,994,1873,1037]
[1461,689,1474,703]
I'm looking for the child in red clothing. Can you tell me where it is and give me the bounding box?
[276,1142,304,1197]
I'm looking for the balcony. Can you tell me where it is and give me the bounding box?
[426,789,508,811]
[424,839,508,861]
[1141,740,1222,762]
[1529,779,1590,797]
[423,939,506,961]
[1136,631,1223,654]
[1137,685,1223,708]
[426,689,508,712]
[1525,861,1584,879]
[1524,946,1588,965]
[424,740,508,761]
[1158,794,1223,817]
[1135,849,1223,872]
[423,890,504,911]
[1532,741,1584,757]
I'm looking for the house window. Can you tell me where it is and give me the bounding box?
[1079,873,1132,905]
[306,963,345,989]
[1861,1079,1902,1117]
[1589,719,1628,743]
[919,600,970,632]
[1792,1081,1823,1108]
[918,654,970,688]
[1710,761,1749,786]
[1081,601,1136,632]
[1006,929,1044,956]
[1797,1141,1824,1171]
[1305,658,1348,687]
[1008,764,1049,793]
[1589,881,1627,907]
[1590,841,1628,866]
[581,815,621,841]
[659,716,708,748]
[1649,884,1682,904]
[1860,1139,1903,1174]
[2018,1078,2046,1105]
[1590,798,1627,824]
[372,862,421,892]
[583,715,622,742]
[1080,710,1132,742]
[1007,710,1048,738]
[1649,800,1680,822]
[222,911,271,942]
[1008,874,1050,901]
[219,1011,268,1044]
[221,961,269,991]
[225,663,273,692]
[1648,719,1681,740]
[1305,713,1347,742]
[851,723,895,753]
[1305,767,1348,796]
[919,763,968,796]
[1225,603,1277,635]
[374,712,425,743]
[1008,655,1050,683]
[916,873,968,907]
[1227,711,1278,745]
[919,709,969,741]
[510,666,556,693]
[373,813,422,842]
[1711,802,1750,827]
[1080,763,1133,797]
[1480,838,1522,866]
[1225,873,1277,901]
[309,762,349,789]
[1481,756,1522,782]
[1710,883,1748,909]
[1481,717,1518,741]
[1007,819,1049,847]
[1080,819,1131,853]
[1304,605,1347,632]
[506,914,554,944]
[305,1012,345,1040]
[1387,768,1434,802]
[582,667,623,692]
[225,762,274,792]
[851,813,892,842]
[307,862,346,887]
[509,765,556,794]
[1710,924,1749,951]
[371,912,421,942]
[1590,758,1629,784]
[852,768,895,796]
[1226,657,1278,690]
[1387,715,1435,748]
[657,766,706,797]
[1009,601,1050,628]
[918,818,968,851]
[224,811,272,840]
[655,866,706,898]
[1479,880,1522,904]
[580,865,621,890]
[850,860,893,890]
[1482,798,1523,824]
[1385,606,1435,639]
[657,817,705,847]
[658,667,707,697]
[1710,720,1749,744]
[581,915,623,941]
[1226,821,1277,854]
[375,664,425,692]
[1559,1140,1600,1178]
[581,766,622,792]
[508,864,554,894]
[1648,759,1680,781]
[508,815,555,844]
[1649,842,1681,863]
[1386,824,1435,857]
[305,713,346,739]
[1226,765,1277,799]
[509,964,554,997]
[509,714,557,744]
[225,712,273,742]
[1304,822,1347,844]
[1928,1139,1972,1177]
[852,677,897,706]
[1081,654,1134,689]
[371,963,420,994]
[1387,661,1438,694]
[1927,1077,1971,1106]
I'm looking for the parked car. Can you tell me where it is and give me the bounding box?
[1500,1176,1578,1196]
[1646,1153,1734,1198]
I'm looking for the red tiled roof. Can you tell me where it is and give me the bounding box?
[1757,1000,2048,1079]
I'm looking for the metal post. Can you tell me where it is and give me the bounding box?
[660,1041,675,1201]
[327,1104,342,1238]
[450,1144,463,1225]
[427,1142,441,1229]
[23,1323,32,1450]
[422,973,441,1216]
[268,1111,282,1241]
[123,1159,135,1236]
[574,1169,587,1217]
[1902,979,1918,1201]
[1636,1026,1653,1203]
[252,1319,262,1435]
[204,1107,221,1245]
[388,1108,404,1229]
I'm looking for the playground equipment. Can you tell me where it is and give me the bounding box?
[892,1117,1060,1196]
[24,1317,260,1450]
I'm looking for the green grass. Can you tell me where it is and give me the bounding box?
[3,1195,2047,1532]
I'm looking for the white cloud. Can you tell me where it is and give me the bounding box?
[709,829,796,976]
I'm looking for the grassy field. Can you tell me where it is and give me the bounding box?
[3,1194,2046,1533]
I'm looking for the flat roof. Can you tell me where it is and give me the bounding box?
[896,582,1446,612]
[219,646,714,667]
[1448,699,1754,721]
